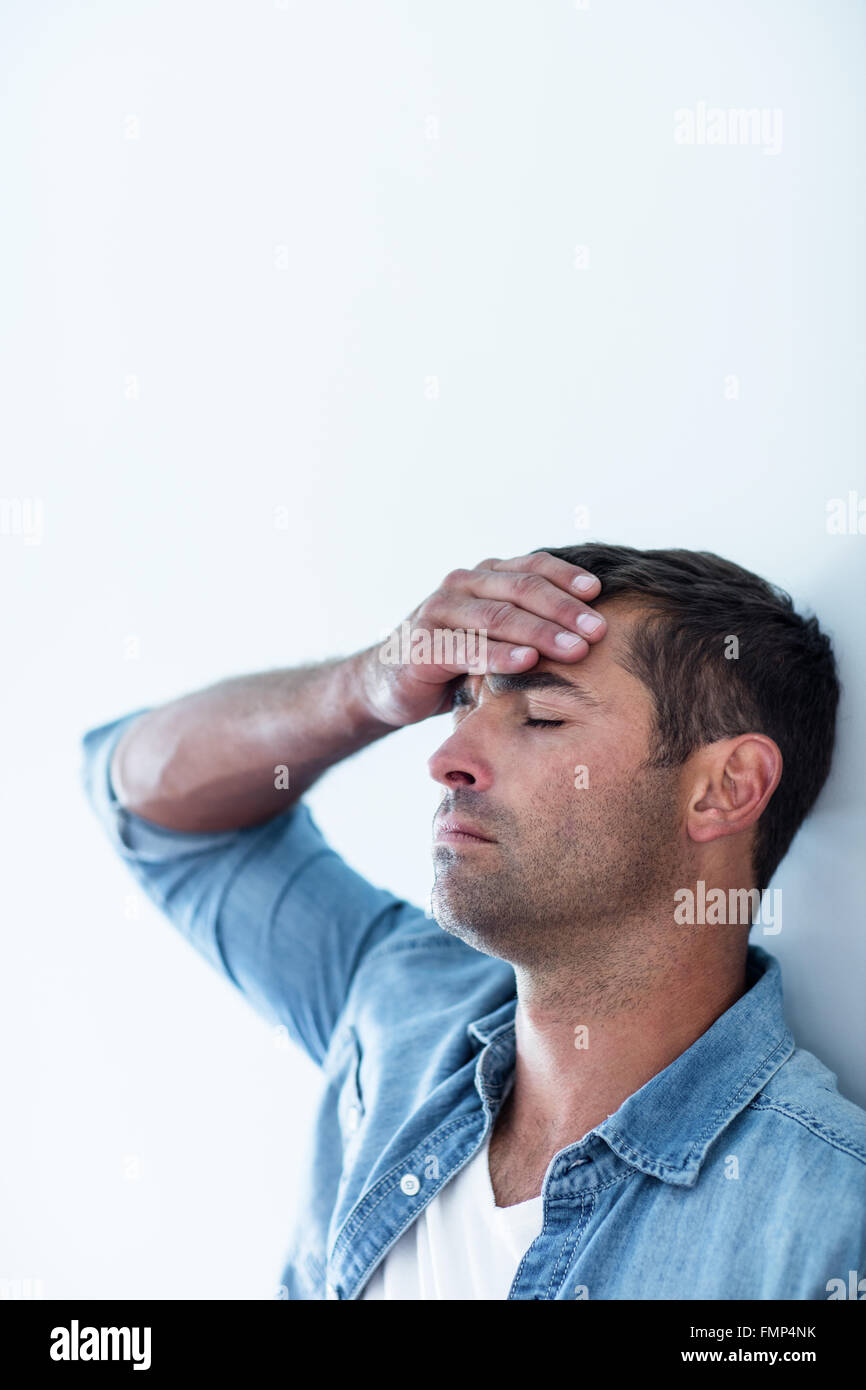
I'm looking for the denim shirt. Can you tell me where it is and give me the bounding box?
[81,710,866,1301]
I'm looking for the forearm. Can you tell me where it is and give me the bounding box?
[109,647,397,832]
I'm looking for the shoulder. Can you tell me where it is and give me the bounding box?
[747,1045,866,1169]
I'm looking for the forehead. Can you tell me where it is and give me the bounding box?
[543,595,645,697]
[553,594,639,686]
[465,597,653,712]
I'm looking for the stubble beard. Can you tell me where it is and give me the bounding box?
[431,762,684,982]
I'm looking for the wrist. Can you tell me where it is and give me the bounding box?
[343,646,406,734]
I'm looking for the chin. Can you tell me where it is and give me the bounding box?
[431,892,510,955]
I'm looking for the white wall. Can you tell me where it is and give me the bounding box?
[2,0,863,1299]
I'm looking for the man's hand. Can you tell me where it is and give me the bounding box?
[359,551,606,728]
[108,551,606,831]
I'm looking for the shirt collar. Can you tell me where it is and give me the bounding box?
[467,945,794,1187]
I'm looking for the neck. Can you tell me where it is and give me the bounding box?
[504,929,750,1149]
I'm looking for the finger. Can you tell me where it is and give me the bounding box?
[465,568,606,644]
[422,594,592,663]
[485,641,540,673]
[478,551,602,599]
[429,642,541,702]
[439,562,605,642]
[433,644,539,713]
[389,633,540,686]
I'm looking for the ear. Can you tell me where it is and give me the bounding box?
[687,735,783,847]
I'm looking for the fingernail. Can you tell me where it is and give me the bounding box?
[555,632,586,651]
[573,575,598,593]
[510,646,535,661]
[577,613,603,635]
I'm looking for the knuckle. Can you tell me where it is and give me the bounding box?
[481,599,516,629]
[510,571,548,602]
[552,594,580,625]
[414,596,445,627]
[473,556,501,571]
[522,550,551,570]
[440,568,468,589]
[530,617,558,645]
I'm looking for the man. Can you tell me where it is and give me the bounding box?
[80,543,866,1299]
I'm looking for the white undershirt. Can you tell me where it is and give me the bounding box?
[359,1134,544,1300]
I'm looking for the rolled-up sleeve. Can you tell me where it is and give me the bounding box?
[79,709,418,1066]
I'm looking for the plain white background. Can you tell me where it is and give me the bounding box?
[2,0,864,1298]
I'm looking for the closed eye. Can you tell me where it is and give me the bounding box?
[523,717,565,728]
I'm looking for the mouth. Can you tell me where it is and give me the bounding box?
[433,819,497,846]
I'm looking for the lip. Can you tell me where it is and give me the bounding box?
[433,819,496,845]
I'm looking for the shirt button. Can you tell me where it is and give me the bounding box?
[325,1284,340,1300]
[400,1173,421,1196]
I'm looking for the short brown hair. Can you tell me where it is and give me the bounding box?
[535,542,840,889]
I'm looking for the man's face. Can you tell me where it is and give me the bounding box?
[427,599,686,969]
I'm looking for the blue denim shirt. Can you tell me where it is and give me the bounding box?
[81,710,866,1300]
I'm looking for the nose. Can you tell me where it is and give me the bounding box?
[427,720,495,791]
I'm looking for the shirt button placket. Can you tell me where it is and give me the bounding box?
[512,1153,594,1300]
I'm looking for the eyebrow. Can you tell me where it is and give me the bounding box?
[452,671,602,709]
